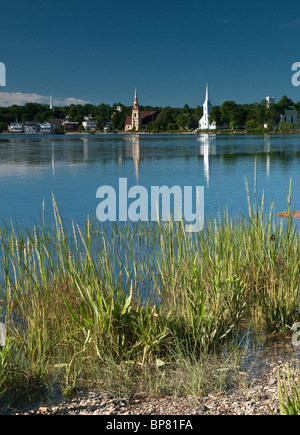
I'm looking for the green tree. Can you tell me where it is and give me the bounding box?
[111,111,126,130]
[209,106,221,127]
[277,96,295,107]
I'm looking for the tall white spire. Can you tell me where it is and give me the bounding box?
[205,83,209,102]
[50,95,53,110]
[199,83,216,130]
[133,89,139,108]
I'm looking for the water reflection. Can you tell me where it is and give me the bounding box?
[0,134,300,224]
[198,134,217,187]
[264,135,271,179]
[125,135,140,182]
[51,140,55,178]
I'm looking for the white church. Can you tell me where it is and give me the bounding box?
[199,84,217,130]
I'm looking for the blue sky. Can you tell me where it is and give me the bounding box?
[1,0,300,107]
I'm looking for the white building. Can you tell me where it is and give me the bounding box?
[39,121,52,134]
[199,84,217,130]
[24,122,38,134]
[280,107,298,125]
[266,96,275,108]
[82,120,98,131]
[9,122,24,134]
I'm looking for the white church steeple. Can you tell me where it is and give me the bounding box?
[199,83,216,130]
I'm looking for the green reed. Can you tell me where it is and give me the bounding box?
[0,192,299,404]
[277,365,300,415]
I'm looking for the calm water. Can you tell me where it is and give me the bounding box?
[0,133,300,228]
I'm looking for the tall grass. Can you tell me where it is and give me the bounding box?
[0,193,299,405]
[277,365,300,415]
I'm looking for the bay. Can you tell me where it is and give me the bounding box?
[0,133,299,228]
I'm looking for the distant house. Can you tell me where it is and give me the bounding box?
[116,103,123,112]
[280,106,298,126]
[39,121,52,134]
[9,122,24,134]
[125,90,159,131]
[82,119,98,131]
[48,119,63,132]
[24,122,38,134]
[62,120,80,132]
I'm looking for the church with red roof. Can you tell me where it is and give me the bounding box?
[125,90,159,131]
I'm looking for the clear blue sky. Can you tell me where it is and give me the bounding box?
[1,0,300,107]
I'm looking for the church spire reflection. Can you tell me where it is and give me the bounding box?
[198,134,216,188]
[125,135,140,182]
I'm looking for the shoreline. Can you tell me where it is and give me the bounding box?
[1,129,300,137]
[7,356,299,415]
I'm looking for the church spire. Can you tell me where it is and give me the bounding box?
[132,89,141,131]
[205,83,210,104]
[133,89,139,108]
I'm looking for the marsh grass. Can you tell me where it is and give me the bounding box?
[0,190,299,407]
[277,365,300,415]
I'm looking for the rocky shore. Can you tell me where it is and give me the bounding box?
[7,360,298,416]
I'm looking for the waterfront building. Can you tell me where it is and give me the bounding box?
[280,106,298,125]
[49,119,63,132]
[62,120,80,132]
[125,89,159,131]
[39,121,52,134]
[82,119,98,131]
[9,122,24,134]
[24,122,38,134]
[199,84,217,130]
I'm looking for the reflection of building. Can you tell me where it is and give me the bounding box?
[125,90,159,131]
[51,140,55,178]
[198,134,216,187]
[264,135,271,179]
[125,135,140,181]
[199,84,217,130]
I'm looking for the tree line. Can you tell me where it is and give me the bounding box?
[0,95,299,133]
